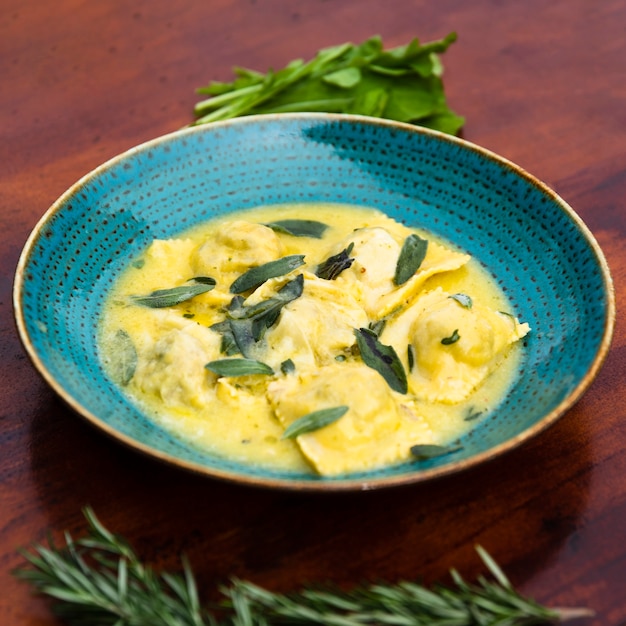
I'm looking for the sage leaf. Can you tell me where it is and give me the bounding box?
[410,443,463,460]
[109,329,137,386]
[212,275,305,356]
[205,358,273,377]
[131,277,216,308]
[229,318,259,357]
[354,327,407,394]
[193,276,219,285]
[394,234,428,286]
[213,321,241,356]
[441,329,460,345]
[229,274,304,324]
[211,318,257,358]
[264,219,329,238]
[280,359,296,375]
[316,242,355,280]
[368,318,387,337]
[230,255,305,293]
[282,406,349,439]
[449,293,473,309]
[464,406,483,422]
[407,344,416,371]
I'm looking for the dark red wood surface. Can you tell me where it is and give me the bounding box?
[2,1,625,623]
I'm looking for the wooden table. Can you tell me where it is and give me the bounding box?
[2,0,625,623]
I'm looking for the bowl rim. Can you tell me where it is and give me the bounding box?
[13,112,616,491]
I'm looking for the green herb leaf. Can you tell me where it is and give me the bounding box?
[109,329,137,386]
[265,219,329,238]
[354,327,407,394]
[205,358,273,377]
[193,34,464,135]
[407,344,416,371]
[449,293,473,308]
[281,406,349,439]
[464,406,483,422]
[316,242,355,280]
[280,359,296,375]
[441,329,460,345]
[229,274,304,324]
[322,67,362,89]
[212,275,305,357]
[230,255,305,293]
[394,234,428,286]
[192,276,218,285]
[410,443,462,460]
[131,278,216,308]
[368,318,387,337]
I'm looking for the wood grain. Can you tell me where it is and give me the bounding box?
[1,0,625,623]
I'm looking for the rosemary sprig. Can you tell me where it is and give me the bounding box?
[14,508,592,626]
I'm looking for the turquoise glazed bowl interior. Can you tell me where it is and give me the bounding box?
[14,114,615,491]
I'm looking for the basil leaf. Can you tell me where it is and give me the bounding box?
[131,278,216,308]
[264,219,329,239]
[410,444,462,460]
[230,255,305,294]
[205,358,274,377]
[109,329,137,386]
[441,329,460,345]
[449,293,473,309]
[316,242,355,280]
[394,234,428,286]
[281,406,349,439]
[354,327,407,394]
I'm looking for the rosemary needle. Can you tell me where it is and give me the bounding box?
[14,508,593,626]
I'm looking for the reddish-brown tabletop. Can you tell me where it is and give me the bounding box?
[2,1,625,623]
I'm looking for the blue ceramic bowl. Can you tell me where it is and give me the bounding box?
[14,114,615,491]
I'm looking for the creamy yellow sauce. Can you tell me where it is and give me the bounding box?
[99,203,529,475]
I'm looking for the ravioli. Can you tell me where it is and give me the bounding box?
[267,362,434,475]
[99,203,530,476]
[332,227,471,318]
[132,312,221,411]
[262,272,368,369]
[381,288,530,403]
